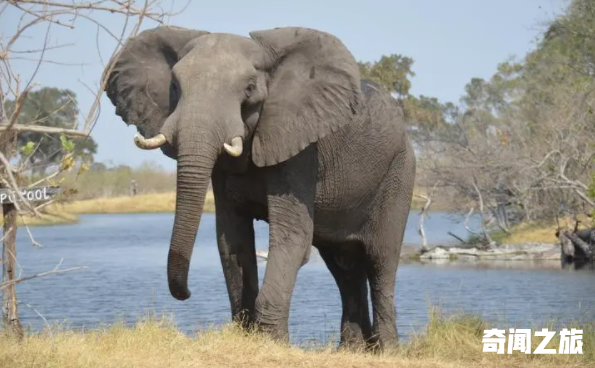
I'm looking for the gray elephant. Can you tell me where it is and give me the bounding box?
[103,25,415,349]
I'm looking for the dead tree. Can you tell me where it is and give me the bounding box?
[416,182,439,252]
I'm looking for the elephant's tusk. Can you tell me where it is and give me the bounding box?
[223,136,243,157]
[134,133,167,150]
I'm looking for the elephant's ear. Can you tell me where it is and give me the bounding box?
[249,27,362,167]
[104,26,209,139]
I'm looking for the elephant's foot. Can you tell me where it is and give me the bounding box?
[316,243,373,351]
[366,327,399,353]
[255,320,290,343]
[338,325,369,352]
[253,291,292,342]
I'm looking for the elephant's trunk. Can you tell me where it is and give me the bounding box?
[167,131,219,301]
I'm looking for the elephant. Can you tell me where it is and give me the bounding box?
[103,25,415,349]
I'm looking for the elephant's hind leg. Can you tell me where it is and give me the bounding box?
[364,147,415,350]
[364,242,399,350]
[317,243,372,349]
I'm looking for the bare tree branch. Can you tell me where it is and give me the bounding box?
[0,262,85,291]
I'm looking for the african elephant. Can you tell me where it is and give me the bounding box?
[103,25,415,349]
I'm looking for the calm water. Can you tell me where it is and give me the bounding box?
[6,212,595,343]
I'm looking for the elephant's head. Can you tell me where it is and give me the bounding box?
[104,26,362,301]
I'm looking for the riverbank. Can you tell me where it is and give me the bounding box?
[65,189,425,215]
[0,208,78,227]
[29,188,426,225]
[496,222,559,245]
[495,214,595,245]
[0,192,213,227]
[1,311,592,368]
[414,243,562,262]
[12,191,582,251]
[54,192,214,214]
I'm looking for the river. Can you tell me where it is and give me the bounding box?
[7,212,595,343]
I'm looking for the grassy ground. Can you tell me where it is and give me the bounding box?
[498,215,592,245]
[0,208,78,227]
[501,222,560,244]
[51,187,433,218]
[8,185,440,227]
[50,192,215,215]
[67,188,422,216]
[1,310,592,368]
[0,192,214,227]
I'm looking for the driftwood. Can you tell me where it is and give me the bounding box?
[558,227,594,262]
[447,231,469,245]
[415,182,439,253]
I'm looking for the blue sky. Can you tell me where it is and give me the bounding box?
[2,0,565,170]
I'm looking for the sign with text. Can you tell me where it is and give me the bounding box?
[0,186,60,204]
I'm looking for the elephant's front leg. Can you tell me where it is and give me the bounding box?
[254,157,316,341]
[215,199,259,327]
[254,194,313,340]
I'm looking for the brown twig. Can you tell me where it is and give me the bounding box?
[0,124,90,137]
[0,258,86,291]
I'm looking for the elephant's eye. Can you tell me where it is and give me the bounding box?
[245,83,256,98]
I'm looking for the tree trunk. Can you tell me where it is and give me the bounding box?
[2,202,23,338]
[0,130,23,339]
[495,203,511,233]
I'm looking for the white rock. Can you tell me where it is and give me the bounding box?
[420,247,450,260]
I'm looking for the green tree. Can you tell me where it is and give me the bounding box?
[359,54,452,134]
[5,88,97,173]
[358,54,415,98]
[545,0,595,78]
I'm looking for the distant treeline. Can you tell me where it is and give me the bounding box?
[59,161,176,200]
[362,0,595,244]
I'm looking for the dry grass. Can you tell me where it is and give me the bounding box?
[1,310,592,368]
[503,215,592,245]
[63,188,423,216]
[504,222,560,244]
[28,186,436,221]
[0,208,78,227]
[0,192,215,227]
[56,162,176,200]
[50,191,215,215]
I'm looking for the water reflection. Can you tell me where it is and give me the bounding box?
[562,259,595,271]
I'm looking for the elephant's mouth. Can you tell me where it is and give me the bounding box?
[160,143,178,160]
